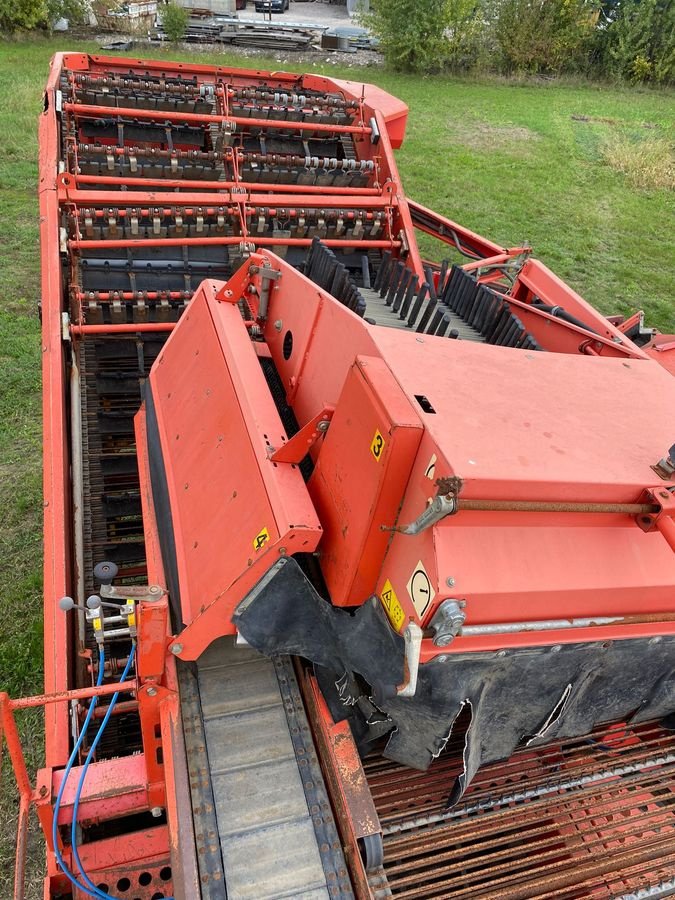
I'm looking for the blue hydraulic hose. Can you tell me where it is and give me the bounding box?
[71,643,136,900]
[70,644,136,900]
[53,641,174,900]
[52,647,105,898]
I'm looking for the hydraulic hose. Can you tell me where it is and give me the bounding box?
[52,648,105,899]
[532,301,599,335]
[71,644,136,900]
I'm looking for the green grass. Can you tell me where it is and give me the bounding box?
[0,33,672,899]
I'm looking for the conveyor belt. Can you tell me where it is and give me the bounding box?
[194,637,353,900]
[364,719,675,899]
[361,286,485,339]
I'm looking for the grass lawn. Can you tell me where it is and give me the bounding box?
[0,33,672,898]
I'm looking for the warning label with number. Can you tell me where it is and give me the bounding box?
[370,429,385,462]
[406,560,435,618]
[380,578,405,631]
[253,526,270,552]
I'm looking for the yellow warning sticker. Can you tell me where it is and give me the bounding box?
[253,527,270,552]
[370,429,385,462]
[380,578,405,632]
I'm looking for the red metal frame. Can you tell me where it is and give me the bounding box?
[21,49,674,900]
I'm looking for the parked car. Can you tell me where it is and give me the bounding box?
[254,0,289,11]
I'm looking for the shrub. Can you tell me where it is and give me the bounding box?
[159,1,189,42]
[0,0,86,30]
[494,0,599,75]
[360,0,484,74]
[603,0,675,84]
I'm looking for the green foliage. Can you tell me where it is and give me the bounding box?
[0,0,48,31]
[159,1,189,41]
[0,0,86,31]
[494,0,599,74]
[603,0,675,84]
[360,0,484,73]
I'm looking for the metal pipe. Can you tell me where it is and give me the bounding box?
[70,236,400,251]
[76,291,189,302]
[69,348,86,656]
[457,498,659,515]
[461,612,675,637]
[9,680,136,710]
[70,323,176,336]
[382,751,675,835]
[63,102,371,135]
[71,173,381,196]
[91,699,138,719]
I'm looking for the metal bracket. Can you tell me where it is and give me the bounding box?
[385,476,463,536]
[429,599,466,647]
[249,262,282,319]
[651,445,675,481]
[269,407,334,464]
[397,622,423,697]
[101,584,166,603]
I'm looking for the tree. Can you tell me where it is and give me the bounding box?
[159,1,189,42]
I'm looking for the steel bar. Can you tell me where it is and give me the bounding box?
[368,723,671,817]
[70,173,382,196]
[382,752,675,834]
[383,810,675,893]
[63,102,371,134]
[457,498,660,515]
[9,680,137,710]
[383,785,675,867]
[71,323,176,336]
[76,292,190,302]
[461,612,675,636]
[70,236,401,251]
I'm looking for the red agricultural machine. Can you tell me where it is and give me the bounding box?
[2,51,675,900]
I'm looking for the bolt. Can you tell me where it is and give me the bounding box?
[274,319,283,331]
[147,686,157,697]
[446,577,455,587]
[496,649,507,657]
[437,655,447,663]
[150,806,163,818]
[317,420,330,432]
[278,547,287,555]
[170,643,183,655]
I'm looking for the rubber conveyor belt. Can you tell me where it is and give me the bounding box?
[360,286,485,339]
[189,637,353,900]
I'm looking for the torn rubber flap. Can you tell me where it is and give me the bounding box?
[233,558,675,806]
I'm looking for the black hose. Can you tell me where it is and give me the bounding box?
[533,302,599,335]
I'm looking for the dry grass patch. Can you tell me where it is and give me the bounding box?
[600,132,675,191]
[447,120,540,153]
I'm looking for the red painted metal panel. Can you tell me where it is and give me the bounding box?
[148,280,322,631]
[309,357,423,606]
[39,52,72,767]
